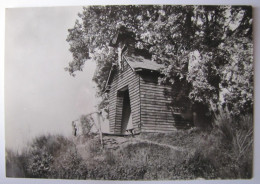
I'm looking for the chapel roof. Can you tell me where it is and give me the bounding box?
[104,56,164,92]
[124,55,164,71]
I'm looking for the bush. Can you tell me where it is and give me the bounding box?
[80,115,94,137]
[27,149,54,178]
[51,146,88,179]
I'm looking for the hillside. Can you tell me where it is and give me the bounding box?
[6,115,253,180]
[72,132,196,180]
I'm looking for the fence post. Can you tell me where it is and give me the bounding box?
[97,111,104,148]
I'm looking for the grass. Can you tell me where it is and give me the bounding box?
[139,127,203,148]
[6,114,253,180]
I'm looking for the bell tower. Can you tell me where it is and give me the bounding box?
[109,26,135,70]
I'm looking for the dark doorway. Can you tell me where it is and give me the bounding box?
[120,89,133,134]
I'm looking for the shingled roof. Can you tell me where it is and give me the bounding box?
[104,55,164,92]
[124,55,164,71]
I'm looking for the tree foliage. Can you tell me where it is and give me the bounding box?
[66,5,253,118]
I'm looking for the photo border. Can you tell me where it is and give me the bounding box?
[0,0,259,184]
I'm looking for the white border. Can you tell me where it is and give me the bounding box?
[0,0,259,184]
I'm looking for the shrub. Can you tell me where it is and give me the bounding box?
[80,115,94,137]
[27,149,54,178]
[51,146,88,179]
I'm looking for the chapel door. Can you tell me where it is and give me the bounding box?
[121,89,133,134]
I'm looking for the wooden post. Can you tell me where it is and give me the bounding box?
[97,111,104,148]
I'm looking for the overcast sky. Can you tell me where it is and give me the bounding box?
[4,7,109,151]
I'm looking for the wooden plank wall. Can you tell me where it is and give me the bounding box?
[114,94,124,133]
[139,73,188,132]
[108,63,141,134]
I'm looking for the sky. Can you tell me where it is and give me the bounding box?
[4,7,109,151]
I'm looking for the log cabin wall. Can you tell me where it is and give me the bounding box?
[108,63,141,134]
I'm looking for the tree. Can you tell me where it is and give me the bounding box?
[66,5,253,122]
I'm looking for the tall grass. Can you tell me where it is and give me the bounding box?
[6,113,253,179]
[180,112,253,179]
[212,111,253,178]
